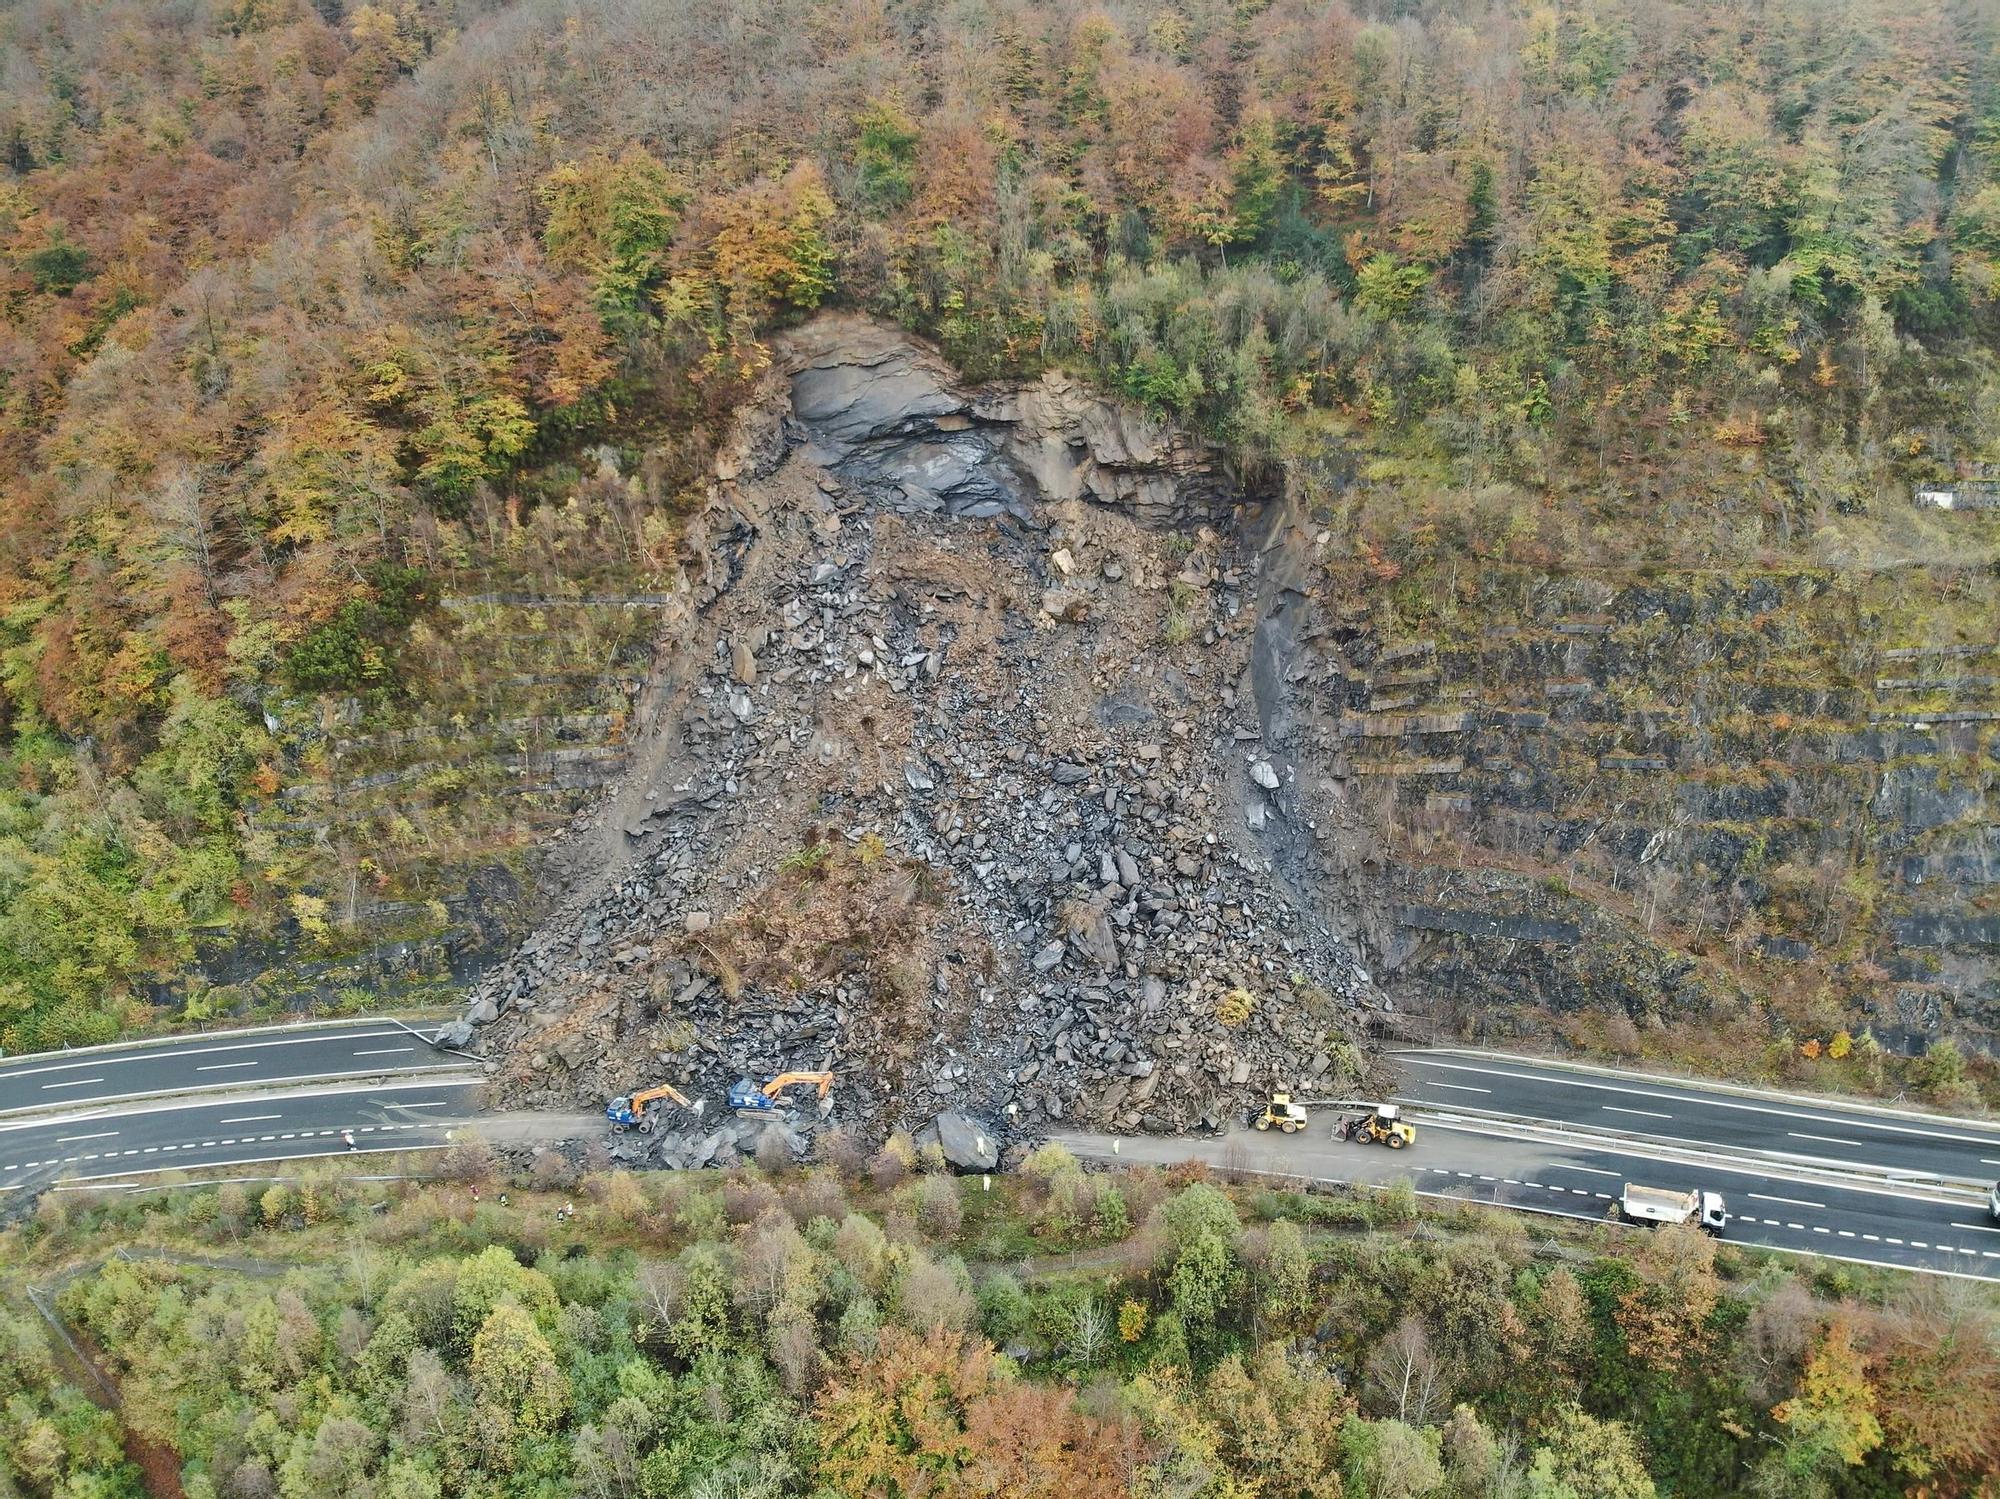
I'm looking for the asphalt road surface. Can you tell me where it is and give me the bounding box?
[1054,1114,2000,1282]
[1390,1048,2000,1186]
[0,1019,469,1115]
[0,1079,484,1195]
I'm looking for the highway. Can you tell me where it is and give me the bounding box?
[1390,1048,2000,1186]
[0,1018,469,1115]
[1054,1116,2000,1281]
[6,1019,1995,1280]
[0,1079,483,1195]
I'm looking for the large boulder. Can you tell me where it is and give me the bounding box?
[433,1019,476,1051]
[922,1111,999,1172]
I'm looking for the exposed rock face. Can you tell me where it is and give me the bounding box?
[1258,566,2000,1055]
[786,317,1236,531]
[452,315,1376,1150]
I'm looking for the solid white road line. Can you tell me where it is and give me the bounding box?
[40,1077,103,1089]
[220,1114,281,1124]
[197,1061,258,1072]
[1749,1193,1827,1209]
[1603,1106,1672,1119]
[1545,1162,1621,1177]
[1951,1222,2000,1236]
[1425,1082,1492,1094]
[55,1131,117,1143]
[352,1047,414,1057]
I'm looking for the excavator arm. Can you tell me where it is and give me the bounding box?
[761,1071,833,1100]
[606,1082,700,1132]
[631,1083,694,1113]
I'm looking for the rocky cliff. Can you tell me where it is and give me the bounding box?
[449,318,1376,1156]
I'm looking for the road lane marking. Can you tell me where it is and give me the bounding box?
[56,1131,117,1143]
[1787,1222,1806,1230]
[1951,1222,2000,1236]
[1838,1230,1854,1237]
[40,1077,104,1089]
[1547,1163,1621,1177]
[1910,1241,1927,1249]
[197,1062,258,1072]
[352,1047,414,1057]
[1423,1082,1492,1094]
[1863,1234,1880,1241]
[1603,1106,1672,1119]
[220,1115,281,1124]
[1749,1193,1827,1209]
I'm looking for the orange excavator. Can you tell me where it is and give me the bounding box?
[728,1071,833,1115]
[605,1082,701,1134]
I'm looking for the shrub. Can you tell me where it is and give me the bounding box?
[976,1272,1032,1344]
[1119,1300,1149,1343]
[1020,1141,1080,1184]
[914,1175,964,1240]
[1375,1177,1420,1226]
[1092,1182,1132,1241]
[1215,986,1256,1026]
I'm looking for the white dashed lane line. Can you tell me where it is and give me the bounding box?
[1,1122,438,1176]
[40,1077,104,1090]
[196,1061,259,1072]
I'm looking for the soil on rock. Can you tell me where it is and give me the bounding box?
[455,316,1378,1159]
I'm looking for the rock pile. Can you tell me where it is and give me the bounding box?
[452,316,1377,1159]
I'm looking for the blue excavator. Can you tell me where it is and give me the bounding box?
[605,1082,701,1134]
[728,1071,834,1115]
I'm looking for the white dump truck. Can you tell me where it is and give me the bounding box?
[1617,1183,1729,1236]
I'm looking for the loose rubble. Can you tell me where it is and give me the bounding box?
[451,316,1378,1164]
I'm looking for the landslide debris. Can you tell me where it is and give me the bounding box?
[456,317,1378,1160]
